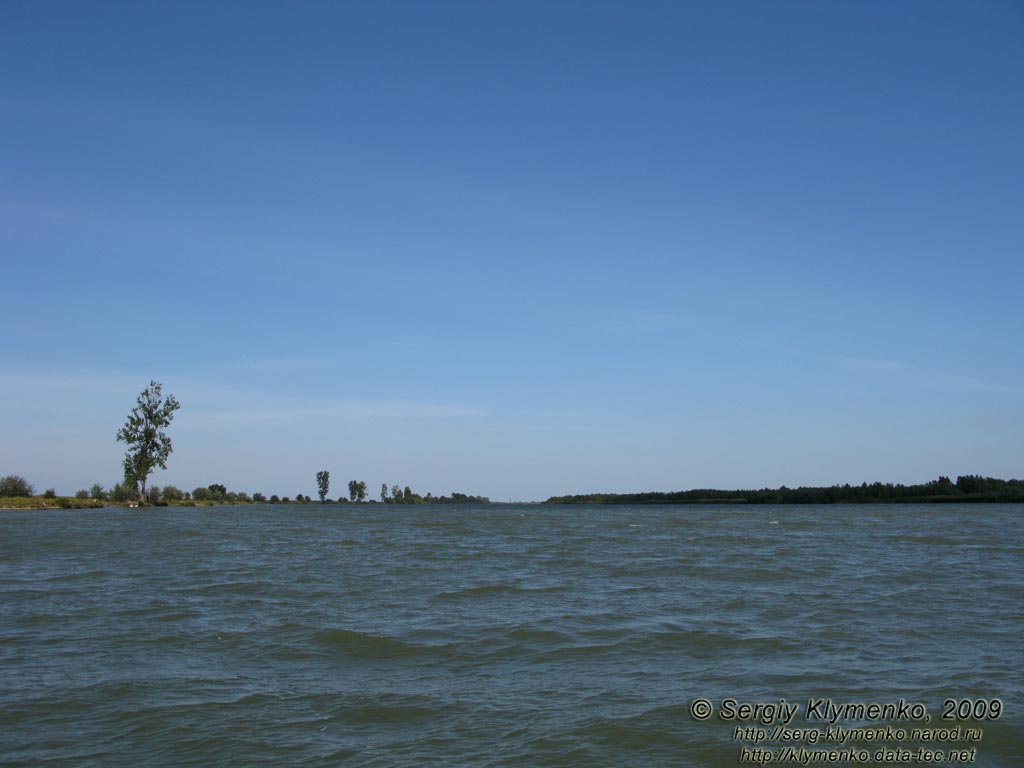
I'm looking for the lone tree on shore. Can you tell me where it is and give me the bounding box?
[116,381,180,504]
[316,470,330,502]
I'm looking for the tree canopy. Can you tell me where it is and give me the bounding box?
[316,470,330,502]
[116,381,180,503]
[0,475,34,497]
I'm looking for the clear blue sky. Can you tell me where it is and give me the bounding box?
[2,1,1022,501]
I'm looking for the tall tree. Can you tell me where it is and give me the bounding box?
[381,483,389,502]
[116,381,180,504]
[316,470,330,502]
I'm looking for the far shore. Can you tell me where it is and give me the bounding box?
[0,497,427,510]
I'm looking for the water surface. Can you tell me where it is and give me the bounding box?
[2,503,1021,766]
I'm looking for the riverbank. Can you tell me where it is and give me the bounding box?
[0,497,491,510]
[0,497,283,510]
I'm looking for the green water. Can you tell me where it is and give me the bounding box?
[1,503,1021,766]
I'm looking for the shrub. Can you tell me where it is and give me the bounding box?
[75,489,90,499]
[43,488,57,499]
[110,482,132,502]
[162,485,184,501]
[0,475,34,497]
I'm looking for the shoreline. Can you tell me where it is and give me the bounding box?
[4,496,1024,511]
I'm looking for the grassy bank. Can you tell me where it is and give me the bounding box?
[0,497,260,510]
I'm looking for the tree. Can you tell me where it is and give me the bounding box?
[317,470,330,502]
[207,484,227,500]
[269,494,280,503]
[116,381,180,505]
[90,483,106,500]
[110,481,132,502]
[381,483,389,502]
[391,484,402,503]
[162,485,184,501]
[0,475,34,497]
[192,486,211,501]
[75,489,90,499]
[347,480,367,502]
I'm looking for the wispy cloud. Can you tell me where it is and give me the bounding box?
[574,309,696,339]
[926,373,1018,394]
[0,367,486,424]
[837,357,914,372]
[833,357,1018,393]
[190,400,485,425]
[221,358,333,372]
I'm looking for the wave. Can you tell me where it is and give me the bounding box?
[312,628,447,659]
[435,583,567,600]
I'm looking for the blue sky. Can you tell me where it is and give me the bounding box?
[2,1,1022,501]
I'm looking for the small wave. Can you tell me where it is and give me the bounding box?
[435,584,566,600]
[329,694,455,723]
[505,627,574,644]
[312,628,443,659]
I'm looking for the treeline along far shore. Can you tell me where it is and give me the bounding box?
[545,475,1024,505]
[2,474,1024,510]
[2,377,1021,510]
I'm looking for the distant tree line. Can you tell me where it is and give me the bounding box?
[5,382,495,508]
[1,474,491,507]
[379,483,490,504]
[545,476,1024,505]
[304,474,490,504]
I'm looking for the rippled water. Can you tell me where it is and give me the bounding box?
[2,503,1022,766]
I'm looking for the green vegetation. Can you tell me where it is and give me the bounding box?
[546,475,1024,505]
[116,381,181,503]
[316,470,330,503]
[0,495,105,510]
[347,480,368,502]
[377,482,490,504]
[0,475,34,497]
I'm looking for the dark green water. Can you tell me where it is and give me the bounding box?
[1,503,1022,767]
